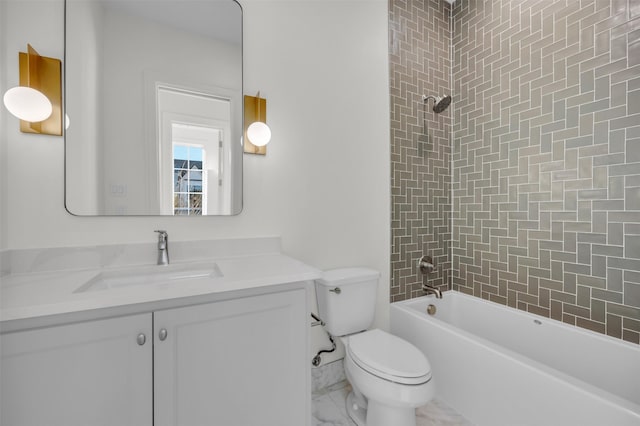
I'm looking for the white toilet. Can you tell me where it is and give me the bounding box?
[315,268,434,426]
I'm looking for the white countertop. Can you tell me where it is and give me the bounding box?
[0,239,321,332]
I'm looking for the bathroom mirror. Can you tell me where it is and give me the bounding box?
[65,0,243,215]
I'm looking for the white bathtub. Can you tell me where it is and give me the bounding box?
[390,292,640,426]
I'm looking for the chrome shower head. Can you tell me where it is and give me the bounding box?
[433,95,451,113]
[422,94,452,113]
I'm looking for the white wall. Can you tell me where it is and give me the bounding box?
[1,0,390,362]
[0,0,7,250]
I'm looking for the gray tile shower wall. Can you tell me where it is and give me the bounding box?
[390,0,453,302]
[451,0,640,343]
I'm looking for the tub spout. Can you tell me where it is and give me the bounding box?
[422,284,442,299]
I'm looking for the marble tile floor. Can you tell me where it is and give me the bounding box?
[312,380,474,426]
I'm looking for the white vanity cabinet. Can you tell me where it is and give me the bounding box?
[0,287,310,426]
[0,313,153,426]
[154,288,309,426]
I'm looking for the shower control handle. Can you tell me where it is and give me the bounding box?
[418,255,435,274]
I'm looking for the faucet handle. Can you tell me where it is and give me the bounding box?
[154,230,168,240]
[418,255,435,275]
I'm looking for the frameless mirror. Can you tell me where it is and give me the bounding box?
[65,0,243,215]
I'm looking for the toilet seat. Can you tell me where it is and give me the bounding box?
[347,329,431,385]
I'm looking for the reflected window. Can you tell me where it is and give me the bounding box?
[173,144,206,215]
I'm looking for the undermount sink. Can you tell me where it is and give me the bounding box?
[75,262,223,293]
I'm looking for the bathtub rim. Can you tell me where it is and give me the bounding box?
[394,291,640,352]
[391,292,640,419]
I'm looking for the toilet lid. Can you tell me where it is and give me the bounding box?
[347,329,431,385]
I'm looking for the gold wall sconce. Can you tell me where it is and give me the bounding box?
[244,91,271,155]
[2,44,62,136]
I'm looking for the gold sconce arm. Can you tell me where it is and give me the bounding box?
[4,44,62,136]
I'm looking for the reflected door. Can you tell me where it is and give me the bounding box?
[158,86,232,215]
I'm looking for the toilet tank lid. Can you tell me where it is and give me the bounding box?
[317,268,380,286]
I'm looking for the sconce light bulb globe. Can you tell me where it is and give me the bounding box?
[3,86,53,122]
[65,113,71,130]
[247,121,271,147]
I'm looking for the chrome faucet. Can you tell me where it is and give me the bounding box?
[155,230,170,265]
[418,255,443,299]
[422,285,443,299]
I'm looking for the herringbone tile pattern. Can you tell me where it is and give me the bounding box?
[389,0,640,344]
[452,0,640,343]
[390,0,452,302]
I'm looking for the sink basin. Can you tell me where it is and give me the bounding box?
[75,262,223,293]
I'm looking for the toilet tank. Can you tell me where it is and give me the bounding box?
[315,268,380,336]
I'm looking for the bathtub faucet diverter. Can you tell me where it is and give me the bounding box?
[418,255,443,298]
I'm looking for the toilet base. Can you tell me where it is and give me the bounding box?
[346,391,417,426]
[346,392,366,426]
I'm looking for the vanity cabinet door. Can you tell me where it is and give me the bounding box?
[0,314,153,426]
[154,289,309,426]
